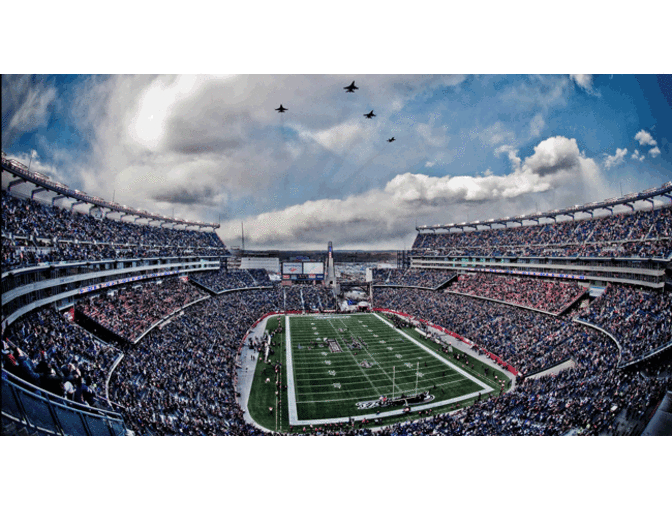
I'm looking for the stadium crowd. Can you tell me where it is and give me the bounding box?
[578,285,672,365]
[75,278,206,343]
[4,280,670,436]
[2,307,120,405]
[3,176,671,436]
[109,290,280,435]
[1,191,228,271]
[190,269,272,293]
[412,205,672,259]
[375,361,669,436]
[374,287,583,373]
[279,285,337,311]
[371,268,455,288]
[448,273,586,314]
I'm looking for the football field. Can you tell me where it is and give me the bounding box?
[285,313,493,425]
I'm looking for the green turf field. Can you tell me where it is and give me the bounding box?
[285,313,492,425]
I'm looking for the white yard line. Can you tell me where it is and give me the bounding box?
[373,312,493,391]
[297,378,469,402]
[286,313,494,426]
[322,317,386,396]
[292,389,490,426]
[285,314,300,426]
[333,315,405,396]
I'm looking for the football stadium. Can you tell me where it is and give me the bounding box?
[3,153,671,437]
[2,75,671,440]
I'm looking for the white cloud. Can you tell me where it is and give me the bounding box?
[39,74,475,227]
[529,114,545,138]
[415,122,449,148]
[128,75,205,151]
[495,144,522,170]
[649,146,661,158]
[635,129,657,146]
[219,135,605,249]
[1,76,58,146]
[501,75,570,111]
[298,120,368,156]
[477,121,516,147]
[604,147,628,169]
[570,74,593,92]
[631,149,645,161]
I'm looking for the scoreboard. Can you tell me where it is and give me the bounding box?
[282,262,303,275]
[282,261,324,280]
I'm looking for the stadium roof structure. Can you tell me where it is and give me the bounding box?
[416,181,672,232]
[1,154,220,230]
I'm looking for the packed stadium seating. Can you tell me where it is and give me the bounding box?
[279,285,337,311]
[190,269,272,293]
[412,205,672,259]
[3,306,121,405]
[374,287,582,372]
[108,290,280,435]
[577,285,672,365]
[448,273,586,314]
[1,191,228,272]
[371,268,454,288]
[75,277,207,343]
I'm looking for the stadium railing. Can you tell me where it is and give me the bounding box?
[1,369,127,436]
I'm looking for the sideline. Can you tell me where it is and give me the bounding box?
[238,310,518,431]
[236,314,276,433]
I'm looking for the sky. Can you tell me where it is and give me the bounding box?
[2,6,671,252]
[3,73,671,251]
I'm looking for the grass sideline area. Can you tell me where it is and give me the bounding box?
[248,312,512,433]
[247,316,289,432]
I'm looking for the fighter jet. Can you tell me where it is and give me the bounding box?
[387,137,396,143]
[363,110,376,119]
[275,104,288,113]
[344,81,358,93]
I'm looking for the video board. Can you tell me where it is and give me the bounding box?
[303,262,324,275]
[282,262,303,275]
[281,261,325,280]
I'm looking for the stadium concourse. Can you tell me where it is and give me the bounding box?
[2,181,672,435]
